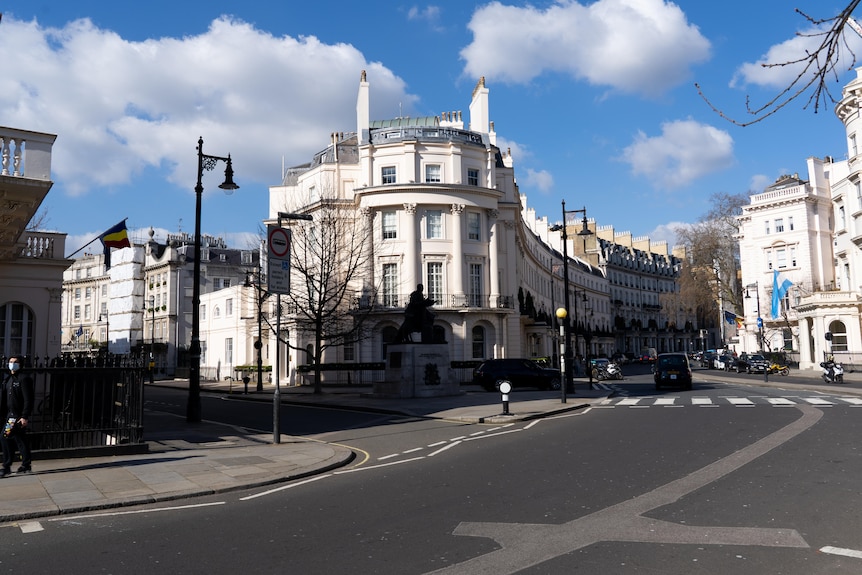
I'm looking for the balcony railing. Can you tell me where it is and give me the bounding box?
[352,293,514,311]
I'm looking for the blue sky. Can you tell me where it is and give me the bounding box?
[3,1,859,256]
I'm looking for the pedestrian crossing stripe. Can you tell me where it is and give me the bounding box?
[600,396,862,408]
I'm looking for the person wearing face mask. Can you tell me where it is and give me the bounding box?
[1,356,34,477]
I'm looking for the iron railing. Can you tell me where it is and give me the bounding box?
[4,356,146,455]
[352,293,514,311]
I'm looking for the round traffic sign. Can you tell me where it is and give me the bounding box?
[268,227,290,258]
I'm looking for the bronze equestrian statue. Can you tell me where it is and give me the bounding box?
[398,284,436,343]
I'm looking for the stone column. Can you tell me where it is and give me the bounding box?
[451,203,464,299]
[404,203,418,295]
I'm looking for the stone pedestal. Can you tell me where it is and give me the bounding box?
[373,344,460,398]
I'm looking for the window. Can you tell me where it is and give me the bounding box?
[472,326,486,359]
[0,303,35,358]
[468,263,483,307]
[790,246,797,267]
[467,168,479,186]
[788,216,794,231]
[223,278,231,289]
[102,284,108,297]
[225,338,233,365]
[214,306,221,318]
[85,287,92,299]
[343,341,355,361]
[829,321,848,352]
[467,212,480,240]
[764,221,770,235]
[201,305,206,320]
[84,304,91,321]
[851,134,858,157]
[425,164,441,183]
[839,205,846,229]
[382,263,398,307]
[74,306,81,320]
[775,218,784,233]
[427,262,443,303]
[75,288,81,300]
[382,211,397,239]
[382,166,396,184]
[426,210,443,239]
[226,298,233,317]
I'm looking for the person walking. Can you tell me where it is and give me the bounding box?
[1,355,35,477]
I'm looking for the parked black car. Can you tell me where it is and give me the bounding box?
[735,353,770,374]
[472,359,562,392]
[653,352,693,390]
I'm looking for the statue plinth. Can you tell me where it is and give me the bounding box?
[373,343,461,398]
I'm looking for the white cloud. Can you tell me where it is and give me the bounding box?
[732,24,862,89]
[749,174,771,193]
[407,5,442,24]
[622,119,734,189]
[523,168,555,194]
[646,221,686,248]
[460,0,710,97]
[0,16,417,198]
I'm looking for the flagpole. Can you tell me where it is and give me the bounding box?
[66,218,128,259]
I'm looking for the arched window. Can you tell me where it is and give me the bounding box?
[829,320,848,352]
[472,326,485,359]
[0,302,35,359]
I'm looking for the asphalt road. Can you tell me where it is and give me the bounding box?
[4,374,862,574]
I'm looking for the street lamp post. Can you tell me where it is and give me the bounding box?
[148,295,156,384]
[244,268,267,392]
[99,312,110,352]
[745,282,763,352]
[187,137,238,423]
[550,201,593,393]
[555,307,568,403]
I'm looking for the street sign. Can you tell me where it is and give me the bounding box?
[267,225,291,294]
[756,317,763,329]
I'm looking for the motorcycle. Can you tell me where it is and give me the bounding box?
[820,360,845,384]
[767,363,790,376]
[605,362,624,380]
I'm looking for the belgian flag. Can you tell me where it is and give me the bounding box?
[99,220,131,270]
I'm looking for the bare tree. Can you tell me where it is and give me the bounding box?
[697,1,862,126]
[675,192,749,322]
[279,198,374,394]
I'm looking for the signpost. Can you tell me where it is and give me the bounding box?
[267,225,291,295]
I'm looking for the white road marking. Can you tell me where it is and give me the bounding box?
[428,441,461,457]
[820,546,862,559]
[50,501,226,520]
[726,397,755,407]
[802,397,834,406]
[19,521,43,533]
[692,397,713,405]
[839,397,862,405]
[334,457,425,474]
[766,398,796,406]
[654,398,677,406]
[618,398,641,406]
[241,475,332,499]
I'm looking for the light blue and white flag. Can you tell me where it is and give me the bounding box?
[771,270,793,318]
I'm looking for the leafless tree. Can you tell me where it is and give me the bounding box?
[675,192,749,321]
[277,198,375,394]
[697,1,862,126]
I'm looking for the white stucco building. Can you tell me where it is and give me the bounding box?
[266,72,687,382]
[0,127,68,363]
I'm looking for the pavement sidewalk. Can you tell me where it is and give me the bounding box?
[0,379,608,524]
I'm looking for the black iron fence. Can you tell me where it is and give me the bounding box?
[296,360,483,386]
[2,356,146,456]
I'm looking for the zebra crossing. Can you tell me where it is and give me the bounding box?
[596,395,862,409]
